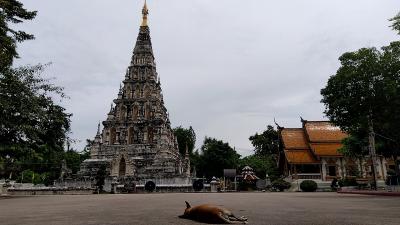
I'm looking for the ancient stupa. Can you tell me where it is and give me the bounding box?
[79,1,190,182]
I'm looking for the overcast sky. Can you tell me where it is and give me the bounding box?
[16,0,399,156]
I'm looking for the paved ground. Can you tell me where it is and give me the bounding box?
[338,190,400,196]
[0,192,399,225]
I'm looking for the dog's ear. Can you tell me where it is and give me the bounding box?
[185,201,191,209]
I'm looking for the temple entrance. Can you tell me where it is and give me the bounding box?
[119,158,126,177]
[293,164,321,179]
[327,165,337,176]
[296,164,320,173]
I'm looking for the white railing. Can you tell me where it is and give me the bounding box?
[292,173,321,180]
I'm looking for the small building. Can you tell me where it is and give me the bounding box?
[278,119,389,184]
[241,166,259,182]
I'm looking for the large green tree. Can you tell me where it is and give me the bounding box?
[64,139,91,175]
[173,126,196,156]
[0,65,71,181]
[389,12,400,35]
[193,137,240,179]
[0,0,37,69]
[320,43,400,161]
[64,149,90,175]
[0,1,72,183]
[249,125,279,157]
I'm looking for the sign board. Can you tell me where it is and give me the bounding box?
[223,169,236,178]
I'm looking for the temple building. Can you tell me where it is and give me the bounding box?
[79,2,190,182]
[278,119,390,185]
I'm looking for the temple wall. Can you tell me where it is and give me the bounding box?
[319,156,388,181]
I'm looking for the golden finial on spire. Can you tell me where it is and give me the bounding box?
[141,0,149,26]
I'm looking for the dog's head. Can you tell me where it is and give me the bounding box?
[178,201,192,219]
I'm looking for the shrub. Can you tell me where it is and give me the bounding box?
[387,169,396,176]
[271,179,291,191]
[386,175,399,186]
[300,180,318,192]
[238,181,256,191]
[338,177,358,187]
[16,170,44,185]
[95,165,107,192]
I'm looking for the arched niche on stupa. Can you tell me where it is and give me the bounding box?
[111,150,135,177]
[109,127,116,144]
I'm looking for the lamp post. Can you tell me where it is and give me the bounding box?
[368,119,378,190]
[265,174,271,185]
[5,155,14,180]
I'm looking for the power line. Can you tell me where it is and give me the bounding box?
[374,132,397,143]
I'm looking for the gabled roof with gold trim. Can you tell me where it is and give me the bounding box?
[284,150,319,164]
[280,127,319,164]
[280,120,348,164]
[303,121,347,157]
[304,121,348,142]
[281,128,309,149]
[309,143,343,157]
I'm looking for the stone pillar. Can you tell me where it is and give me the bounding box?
[376,158,383,180]
[321,159,327,181]
[358,158,366,178]
[339,158,345,178]
[381,157,388,180]
[336,159,341,178]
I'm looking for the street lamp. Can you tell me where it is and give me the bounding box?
[5,155,14,180]
[265,173,271,191]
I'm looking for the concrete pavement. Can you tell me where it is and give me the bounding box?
[0,192,399,225]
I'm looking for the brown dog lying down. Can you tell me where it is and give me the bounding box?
[179,201,248,224]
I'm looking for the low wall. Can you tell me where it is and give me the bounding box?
[289,179,389,192]
[55,177,192,193]
[4,177,205,195]
[7,187,95,196]
[55,179,93,189]
[288,179,331,192]
[133,184,210,193]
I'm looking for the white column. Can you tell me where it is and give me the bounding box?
[321,158,327,181]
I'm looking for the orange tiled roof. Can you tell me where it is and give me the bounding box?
[281,128,309,149]
[309,143,343,156]
[304,121,348,142]
[284,150,320,164]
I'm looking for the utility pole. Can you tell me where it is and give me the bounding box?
[368,119,378,190]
